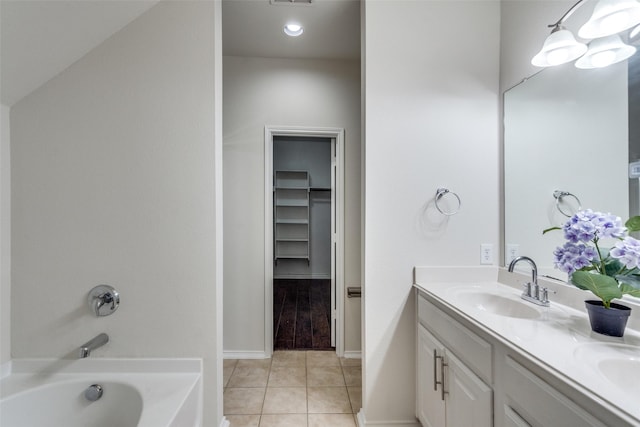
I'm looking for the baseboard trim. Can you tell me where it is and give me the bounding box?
[343,350,362,359]
[223,351,269,359]
[356,411,421,427]
[218,416,230,427]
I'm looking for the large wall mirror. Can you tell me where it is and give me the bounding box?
[504,47,640,278]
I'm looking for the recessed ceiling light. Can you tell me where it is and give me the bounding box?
[284,23,304,37]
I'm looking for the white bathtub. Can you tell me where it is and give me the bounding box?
[0,358,202,427]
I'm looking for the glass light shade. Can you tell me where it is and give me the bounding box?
[284,24,304,37]
[575,34,637,68]
[631,23,640,39]
[531,29,588,67]
[578,0,640,39]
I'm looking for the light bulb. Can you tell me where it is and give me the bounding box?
[546,48,571,65]
[590,50,617,67]
[575,34,636,69]
[284,24,304,37]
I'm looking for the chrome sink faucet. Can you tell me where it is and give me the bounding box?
[508,256,550,307]
[79,333,109,358]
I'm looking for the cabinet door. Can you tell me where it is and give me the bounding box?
[503,356,607,427]
[445,350,492,427]
[417,324,446,427]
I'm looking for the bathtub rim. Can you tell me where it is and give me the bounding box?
[7,357,202,374]
[1,357,203,427]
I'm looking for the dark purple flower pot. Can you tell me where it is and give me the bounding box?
[584,300,631,337]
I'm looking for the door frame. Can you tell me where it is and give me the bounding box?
[264,125,345,357]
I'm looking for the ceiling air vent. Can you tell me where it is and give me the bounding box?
[270,0,313,4]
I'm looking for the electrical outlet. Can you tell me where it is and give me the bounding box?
[506,244,520,265]
[480,244,493,265]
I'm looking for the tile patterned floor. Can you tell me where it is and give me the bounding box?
[224,350,361,427]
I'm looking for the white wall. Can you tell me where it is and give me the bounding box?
[1,104,10,365]
[223,56,362,355]
[362,1,500,425]
[10,2,223,426]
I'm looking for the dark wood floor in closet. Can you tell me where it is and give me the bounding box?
[273,279,333,350]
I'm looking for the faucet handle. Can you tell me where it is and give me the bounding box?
[522,282,532,297]
[88,285,120,317]
[540,287,556,304]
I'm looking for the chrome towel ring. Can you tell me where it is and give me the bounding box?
[553,190,581,217]
[435,188,461,216]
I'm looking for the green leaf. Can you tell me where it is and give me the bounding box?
[571,271,622,305]
[603,258,624,276]
[617,276,640,298]
[571,276,590,291]
[616,274,640,288]
[620,283,640,298]
[543,226,561,235]
[626,216,640,232]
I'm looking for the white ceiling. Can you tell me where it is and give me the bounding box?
[222,0,360,60]
[1,0,360,107]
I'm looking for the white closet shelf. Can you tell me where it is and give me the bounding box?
[274,170,310,262]
[275,200,309,207]
[275,219,309,224]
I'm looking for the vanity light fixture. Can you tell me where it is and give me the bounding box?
[532,26,588,67]
[631,23,640,39]
[575,34,637,68]
[578,0,640,38]
[284,23,304,37]
[532,0,640,68]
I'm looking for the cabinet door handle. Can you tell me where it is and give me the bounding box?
[441,359,449,401]
[434,349,444,392]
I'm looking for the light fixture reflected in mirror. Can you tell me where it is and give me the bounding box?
[575,34,637,68]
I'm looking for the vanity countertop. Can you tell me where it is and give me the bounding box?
[414,266,640,426]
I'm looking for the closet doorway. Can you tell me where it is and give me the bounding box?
[264,127,345,356]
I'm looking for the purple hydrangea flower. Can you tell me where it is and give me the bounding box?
[563,209,626,243]
[553,241,598,275]
[610,236,640,270]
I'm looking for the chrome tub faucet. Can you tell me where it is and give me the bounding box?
[79,333,109,358]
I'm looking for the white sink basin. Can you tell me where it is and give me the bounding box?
[574,343,640,395]
[453,290,542,319]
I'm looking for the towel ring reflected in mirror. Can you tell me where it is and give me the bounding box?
[553,190,582,217]
[435,188,461,216]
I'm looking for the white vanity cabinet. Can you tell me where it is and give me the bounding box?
[416,291,492,427]
[501,356,607,427]
[415,284,634,427]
